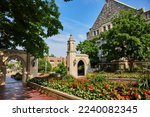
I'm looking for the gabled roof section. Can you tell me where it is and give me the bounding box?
[91,0,136,30]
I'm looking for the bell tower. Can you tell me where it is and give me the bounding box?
[67,35,77,77]
[67,34,76,54]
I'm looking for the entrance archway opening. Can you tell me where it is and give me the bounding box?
[5,56,26,84]
[77,60,85,76]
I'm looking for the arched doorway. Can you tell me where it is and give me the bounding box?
[77,60,85,76]
[4,55,27,83]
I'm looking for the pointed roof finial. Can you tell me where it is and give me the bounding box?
[69,34,74,41]
[106,0,113,3]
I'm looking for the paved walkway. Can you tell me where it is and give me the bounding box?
[0,75,56,100]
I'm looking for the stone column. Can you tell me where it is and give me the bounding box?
[25,52,31,82]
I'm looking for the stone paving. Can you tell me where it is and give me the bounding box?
[0,75,56,100]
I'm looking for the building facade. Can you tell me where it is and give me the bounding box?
[47,57,67,68]
[87,0,150,40]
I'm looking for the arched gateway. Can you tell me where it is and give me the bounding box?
[0,49,38,85]
[67,35,90,78]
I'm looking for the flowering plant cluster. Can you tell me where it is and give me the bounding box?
[30,78,150,100]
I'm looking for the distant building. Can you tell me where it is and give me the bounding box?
[87,0,150,40]
[47,57,67,68]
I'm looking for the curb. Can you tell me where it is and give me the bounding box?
[27,82,83,100]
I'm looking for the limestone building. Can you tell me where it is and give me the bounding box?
[67,35,90,78]
[47,57,66,68]
[87,0,150,40]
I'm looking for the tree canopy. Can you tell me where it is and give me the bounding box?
[100,10,150,62]
[77,39,99,68]
[38,58,52,73]
[0,0,71,58]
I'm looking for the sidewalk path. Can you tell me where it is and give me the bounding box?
[0,75,56,100]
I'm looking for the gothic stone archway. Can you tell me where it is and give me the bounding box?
[0,49,38,85]
[67,35,90,78]
[5,55,27,83]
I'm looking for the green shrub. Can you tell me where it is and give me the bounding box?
[132,67,143,72]
[86,73,96,79]
[95,74,106,82]
[53,62,67,77]
[29,77,48,85]
[62,74,74,82]
[14,73,22,80]
[90,74,106,84]
[138,74,150,89]
[142,69,150,74]
[115,70,123,74]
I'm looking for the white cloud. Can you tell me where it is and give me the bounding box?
[45,34,69,57]
[46,34,68,44]
[61,17,90,29]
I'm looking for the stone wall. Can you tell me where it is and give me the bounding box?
[143,10,150,22]
[87,0,150,40]
[87,0,133,40]
[28,82,82,100]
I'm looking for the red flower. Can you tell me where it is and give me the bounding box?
[102,89,105,95]
[128,90,131,95]
[133,92,138,97]
[88,85,94,92]
[71,83,77,88]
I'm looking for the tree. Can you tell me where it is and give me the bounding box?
[100,10,150,71]
[53,62,67,77]
[0,0,71,58]
[38,58,52,73]
[7,63,14,70]
[77,39,99,68]
[49,54,55,57]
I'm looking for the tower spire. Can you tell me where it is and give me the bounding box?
[69,34,74,41]
[67,35,76,53]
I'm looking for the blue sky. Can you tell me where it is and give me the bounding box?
[45,0,150,57]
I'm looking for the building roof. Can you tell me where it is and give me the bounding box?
[91,0,136,31]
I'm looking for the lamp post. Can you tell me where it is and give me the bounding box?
[73,59,77,66]
[45,58,47,73]
[45,52,49,73]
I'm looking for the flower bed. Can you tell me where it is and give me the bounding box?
[29,78,150,100]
